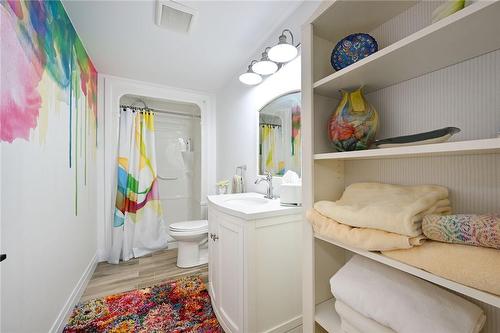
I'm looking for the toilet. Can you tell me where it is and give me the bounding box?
[168,220,209,268]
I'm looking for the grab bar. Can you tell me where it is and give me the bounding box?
[158,175,178,181]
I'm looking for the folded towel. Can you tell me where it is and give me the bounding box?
[335,300,396,333]
[330,255,486,333]
[307,209,425,251]
[315,182,450,237]
[383,240,500,296]
[423,214,500,249]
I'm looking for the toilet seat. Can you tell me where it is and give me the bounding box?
[169,220,208,233]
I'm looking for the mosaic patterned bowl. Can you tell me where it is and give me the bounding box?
[330,33,378,71]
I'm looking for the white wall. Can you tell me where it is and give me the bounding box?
[215,1,320,193]
[1,97,99,332]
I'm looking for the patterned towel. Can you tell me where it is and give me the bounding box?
[423,214,500,249]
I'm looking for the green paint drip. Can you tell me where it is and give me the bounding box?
[75,78,78,216]
[84,97,87,186]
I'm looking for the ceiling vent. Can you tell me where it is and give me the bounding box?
[155,0,198,33]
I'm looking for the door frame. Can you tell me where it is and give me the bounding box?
[97,74,216,261]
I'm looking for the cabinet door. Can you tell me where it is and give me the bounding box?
[215,215,244,333]
[207,207,218,304]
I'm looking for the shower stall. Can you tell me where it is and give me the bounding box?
[120,95,202,243]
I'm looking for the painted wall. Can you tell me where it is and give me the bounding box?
[0,1,99,332]
[215,1,320,193]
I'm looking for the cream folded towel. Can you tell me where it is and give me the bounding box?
[307,209,425,251]
[330,255,486,333]
[335,300,396,333]
[315,182,450,237]
[383,241,500,296]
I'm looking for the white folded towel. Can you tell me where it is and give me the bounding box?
[330,255,486,333]
[335,300,395,333]
[315,182,451,236]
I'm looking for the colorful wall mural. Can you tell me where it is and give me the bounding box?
[1,0,98,215]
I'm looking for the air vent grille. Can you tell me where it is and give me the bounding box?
[155,0,197,33]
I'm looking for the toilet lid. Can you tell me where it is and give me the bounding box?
[169,220,208,232]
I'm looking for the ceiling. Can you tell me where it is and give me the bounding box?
[63,0,303,93]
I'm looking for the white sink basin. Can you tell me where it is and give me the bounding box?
[207,192,301,220]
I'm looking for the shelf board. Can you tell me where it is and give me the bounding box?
[312,1,417,43]
[313,1,500,97]
[314,138,500,161]
[314,234,500,308]
[315,298,342,332]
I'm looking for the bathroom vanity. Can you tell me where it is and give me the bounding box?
[207,193,303,333]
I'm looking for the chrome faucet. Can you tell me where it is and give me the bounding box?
[255,172,274,199]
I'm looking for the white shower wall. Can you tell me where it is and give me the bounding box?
[155,112,202,229]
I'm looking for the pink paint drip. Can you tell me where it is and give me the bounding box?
[0,7,43,143]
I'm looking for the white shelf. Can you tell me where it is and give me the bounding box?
[313,1,500,97]
[314,138,500,161]
[314,234,500,308]
[312,1,417,44]
[315,298,342,332]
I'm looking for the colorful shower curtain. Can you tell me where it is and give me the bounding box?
[108,108,168,264]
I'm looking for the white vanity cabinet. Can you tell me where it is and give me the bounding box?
[207,193,303,333]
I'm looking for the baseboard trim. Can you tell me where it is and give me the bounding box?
[50,253,98,333]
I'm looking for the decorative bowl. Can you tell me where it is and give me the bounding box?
[331,33,378,71]
[374,127,461,148]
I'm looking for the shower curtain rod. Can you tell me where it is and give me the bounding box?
[120,104,201,119]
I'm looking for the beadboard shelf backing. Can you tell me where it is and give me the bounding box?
[315,298,341,332]
[312,1,417,44]
[314,235,500,308]
[314,138,500,160]
[313,0,500,97]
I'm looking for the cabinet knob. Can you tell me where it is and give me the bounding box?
[213,234,219,241]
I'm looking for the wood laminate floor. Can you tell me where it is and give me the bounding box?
[80,248,208,302]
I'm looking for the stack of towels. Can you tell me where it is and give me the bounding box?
[307,182,451,251]
[331,255,486,333]
[382,213,500,295]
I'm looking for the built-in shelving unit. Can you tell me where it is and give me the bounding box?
[313,1,500,97]
[302,1,500,332]
[314,138,500,160]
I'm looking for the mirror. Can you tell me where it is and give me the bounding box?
[259,91,301,177]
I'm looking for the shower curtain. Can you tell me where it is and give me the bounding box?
[260,125,284,175]
[109,108,168,264]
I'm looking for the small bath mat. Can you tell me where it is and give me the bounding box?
[63,275,223,332]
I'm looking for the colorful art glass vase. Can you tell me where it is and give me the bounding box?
[328,88,378,151]
[331,33,378,71]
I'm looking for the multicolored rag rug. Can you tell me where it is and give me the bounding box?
[63,276,223,333]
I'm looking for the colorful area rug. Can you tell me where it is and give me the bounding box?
[64,275,223,332]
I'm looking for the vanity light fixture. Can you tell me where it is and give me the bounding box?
[239,29,298,86]
[268,29,298,63]
[239,62,263,85]
[252,48,278,75]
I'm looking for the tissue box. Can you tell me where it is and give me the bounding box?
[280,183,302,206]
